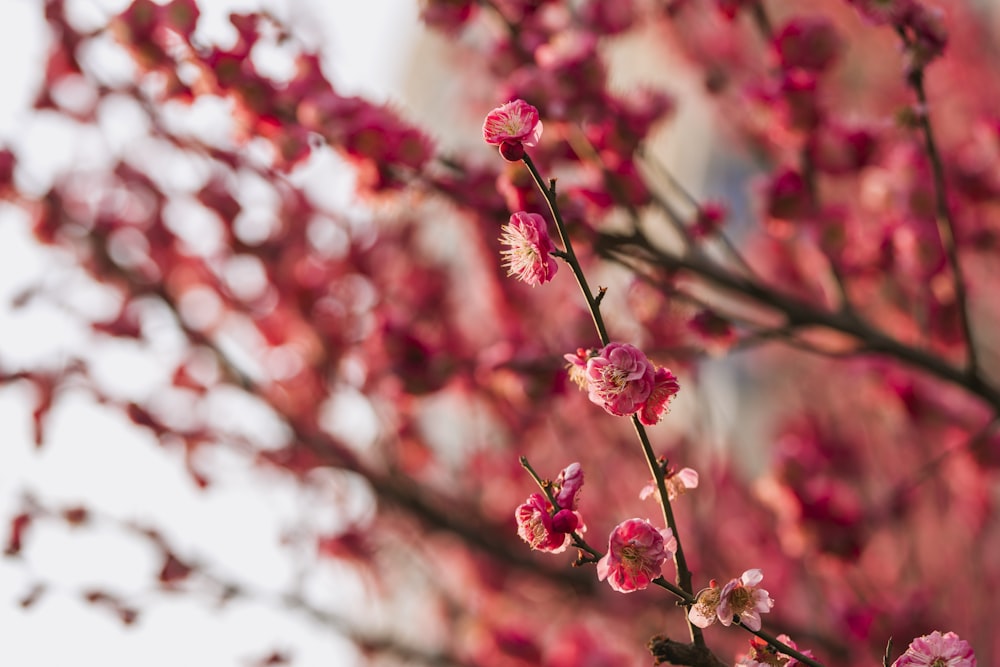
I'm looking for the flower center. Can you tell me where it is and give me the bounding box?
[602,367,629,394]
[728,586,753,615]
[693,587,721,617]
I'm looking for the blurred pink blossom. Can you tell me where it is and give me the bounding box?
[596,518,676,593]
[736,634,813,666]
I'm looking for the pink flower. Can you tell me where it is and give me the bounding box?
[892,631,976,667]
[585,343,655,417]
[596,518,676,593]
[717,569,774,631]
[553,462,584,510]
[499,212,559,286]
[638,366,680,425]
[640,466,699,502]
[688,581,723,629]
[736,634,813,666]
[689,569,774,630]
[515,493,570,553]
[482,99,543,161]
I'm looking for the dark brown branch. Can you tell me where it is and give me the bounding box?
[648,635,728,667]
[595,232,1000,411]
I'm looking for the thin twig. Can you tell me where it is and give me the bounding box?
[897,28,979,375]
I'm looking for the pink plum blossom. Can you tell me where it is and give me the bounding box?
[482,99,543,161]
[717,569,775,631]
[640,466,699,502]
[553,462,584,510]
[596,518,676,593]
[688,581,723,629]
[638,366,680,425]
[515,493,569,553]
[689,569,774,631]
[585,343,655,417]
[499,212,559,286]
[892,631,976,667]
[736,634,813,666]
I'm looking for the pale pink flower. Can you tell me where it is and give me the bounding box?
[585,343,655,417]
[482,99,543,161]
[500,212,559,286]
[688,581,722,629]
[640,466,699,502]
[515,493,570,553]
[892,631,976,667]
[717,569,774,631]
[553,462,584,510]
[638,366,680,426]
[596,518,676,593]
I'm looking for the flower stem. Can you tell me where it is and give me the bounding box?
[632,415,705,647]
[522,154,610,346]
[897,29,978,375]
[520,151,704,646]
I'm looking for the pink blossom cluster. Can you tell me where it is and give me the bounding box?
[514,463,585,553]
[639,466,699,502]
[688,569,774,632]
[565,343,680,425]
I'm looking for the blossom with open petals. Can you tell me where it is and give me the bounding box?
[717,569,774,631]
[585,343,655,417]
[638,366,680,426]
[482,99,543,161]
[892,631,976,667]
[596,518,676,593]
[500,212,558,286]
[515,493,569,553]
[688,581,722,629]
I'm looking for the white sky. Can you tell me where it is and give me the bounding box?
[0,1,416,665]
